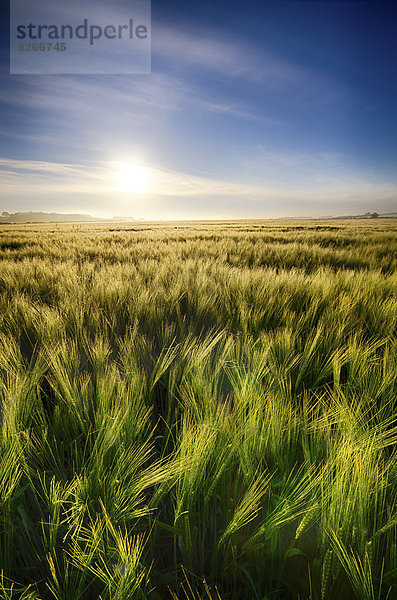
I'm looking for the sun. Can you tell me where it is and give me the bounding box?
[114,161,150,193]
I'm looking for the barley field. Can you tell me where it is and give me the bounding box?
[0,219,396,600]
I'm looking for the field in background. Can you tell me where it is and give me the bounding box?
[0,219,396,600]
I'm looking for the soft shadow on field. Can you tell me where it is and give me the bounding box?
[0,220,396,599]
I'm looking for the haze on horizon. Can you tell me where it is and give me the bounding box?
[1,0,396,220]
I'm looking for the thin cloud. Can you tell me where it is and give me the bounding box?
[154,23,348,106]
[1,157,396,220]
[155,25,302,86]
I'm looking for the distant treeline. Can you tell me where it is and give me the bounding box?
[333,211,397,219]
[1,210,395,224]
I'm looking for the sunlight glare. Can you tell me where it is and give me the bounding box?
[114,161,150,193]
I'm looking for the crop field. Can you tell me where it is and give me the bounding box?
[0,219,396,600]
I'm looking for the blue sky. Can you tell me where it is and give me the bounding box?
[1,0,396,219]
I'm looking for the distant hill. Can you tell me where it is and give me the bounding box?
[0,212,110,223]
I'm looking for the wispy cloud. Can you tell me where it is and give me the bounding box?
[0,21,344,151]
[0,157,91,175]
[237,147,393,189]
[1,157,396,219]
[154,23,348,106]
[155,25,302,86]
